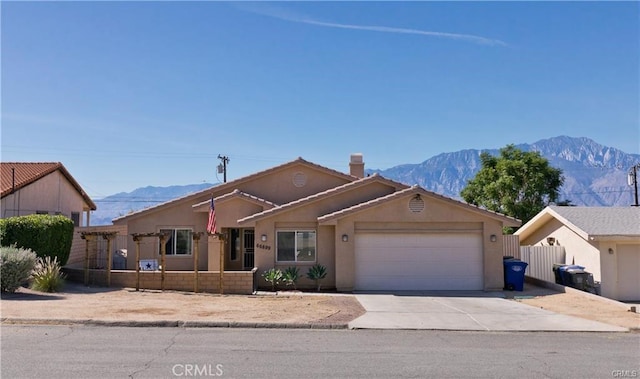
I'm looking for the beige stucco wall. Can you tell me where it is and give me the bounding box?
[235,166,351,206]
[1,170,91,225]
[329,194,507,291]
[519,219,602,281]
[250,218,336,290]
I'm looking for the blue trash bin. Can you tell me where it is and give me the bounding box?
[503,259,528,291]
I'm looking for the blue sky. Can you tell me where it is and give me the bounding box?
[2,1,638,198]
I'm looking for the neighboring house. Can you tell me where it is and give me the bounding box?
[515,206,640,301]
[113,155,520,292]
[1,162,96,226]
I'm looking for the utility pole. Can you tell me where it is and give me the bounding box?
[629,163,640,207]
[217,155,230,183]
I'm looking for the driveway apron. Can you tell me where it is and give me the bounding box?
[349,292,628,332]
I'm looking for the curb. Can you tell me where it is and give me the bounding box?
[0,317,349,329]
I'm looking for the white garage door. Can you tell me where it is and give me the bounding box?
[617,244,640,301]
[355,232,484,291]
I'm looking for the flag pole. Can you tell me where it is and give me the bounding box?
[219,233,224,295]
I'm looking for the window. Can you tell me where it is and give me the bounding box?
[276,230,316,262]
[159,228,192,255]
[71,212,80,227]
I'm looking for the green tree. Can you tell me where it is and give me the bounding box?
[461,145,564,228]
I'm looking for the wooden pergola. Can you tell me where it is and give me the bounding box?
[79,231,119,286]
[131,232,206,292]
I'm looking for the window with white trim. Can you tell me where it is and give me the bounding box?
[159,228,192,256]
[276,230,316,262]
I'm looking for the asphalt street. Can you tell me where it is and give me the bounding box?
[1,325,638,378]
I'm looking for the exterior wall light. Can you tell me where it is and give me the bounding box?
[490,234,497,242]
[261,234,267,242]
[342,234,349,242]
[547,237,556,246]
[608,248,614,255]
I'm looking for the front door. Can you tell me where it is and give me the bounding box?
[243,229,255,269]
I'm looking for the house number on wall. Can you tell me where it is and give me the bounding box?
[257,243,271,250]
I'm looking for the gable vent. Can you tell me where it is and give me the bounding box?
[409,195,425,213]
[293,172,307,187]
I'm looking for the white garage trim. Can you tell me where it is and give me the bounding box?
[355,232,483,291]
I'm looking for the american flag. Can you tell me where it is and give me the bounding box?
[207,196,217,234]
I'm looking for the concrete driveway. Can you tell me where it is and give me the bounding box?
[349,292,628,332]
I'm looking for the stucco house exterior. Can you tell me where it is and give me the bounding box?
[1,162,96,226]
[514,206,640,301]
[113,155,520,292]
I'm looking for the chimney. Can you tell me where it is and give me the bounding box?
[349,153,365,178]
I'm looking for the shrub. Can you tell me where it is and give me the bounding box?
[282,267,300,290]
[306,264,327,292]
[31,256,66,293]
[0,215,74,266]
[262,268,283,291]
[0,246,37,293]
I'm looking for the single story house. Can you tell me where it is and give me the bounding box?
[514,206,640,301]
[113,154,520,292]
[1,162,96,226]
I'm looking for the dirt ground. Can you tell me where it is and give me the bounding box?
[515,291,639,330]
[1,282,638,330]
[0,283,365,326]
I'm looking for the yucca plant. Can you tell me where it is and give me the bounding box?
[262,268,283,292]
[282,267,300,290]
[31,256,66,293]
[306,264,327,292]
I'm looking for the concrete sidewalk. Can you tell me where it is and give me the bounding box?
[349,292,629,332]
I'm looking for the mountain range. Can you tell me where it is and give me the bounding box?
[90,136,640,225]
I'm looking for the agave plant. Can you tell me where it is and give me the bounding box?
[282,267,300,290]
[31,256,66,293]
[262,268,283,292]
[306,264,327,292]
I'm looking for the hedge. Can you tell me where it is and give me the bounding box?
[0,214,74,266]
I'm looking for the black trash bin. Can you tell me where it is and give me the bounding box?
[503,259,528,291]
[567,271,591,291]
[552,264,568,285]
[555,265,585,286]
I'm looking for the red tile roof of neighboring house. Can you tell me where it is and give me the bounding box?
[1,162,97,210]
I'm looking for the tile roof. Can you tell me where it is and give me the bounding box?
[1,162,96,210]
[548,205,640,236]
